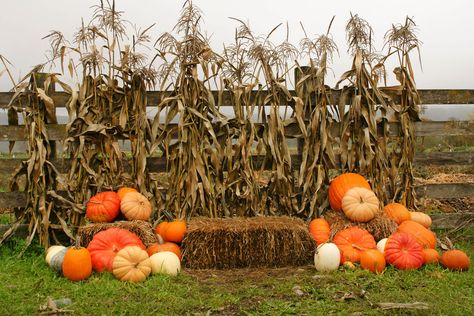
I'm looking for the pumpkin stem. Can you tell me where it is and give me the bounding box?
[156,234,165,245]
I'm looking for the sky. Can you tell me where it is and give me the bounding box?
[1,0,473,90]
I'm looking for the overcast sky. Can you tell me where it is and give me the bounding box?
[1,0,473,90]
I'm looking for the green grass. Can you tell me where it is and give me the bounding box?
[0,238,473,315]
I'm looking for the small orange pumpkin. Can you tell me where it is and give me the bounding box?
[333,227,376,263]
[120,192,152,221]
[117,187,138,200]
[147,235,182,260]
[384,203,411,225]
[86,191,121,223]
[328,173,371,211]
[154,221,169,237]
[341,187,379,222]
[440,250,470,271]
[360,249,386,273]
[410,212,432,228]
[62,246,92,281]
[163,220,187,243]
[308,218,331,245]
[422,248,440,265]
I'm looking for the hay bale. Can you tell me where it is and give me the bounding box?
[77,220,158,247]
[324,211,397,241]
[182,216,315,269]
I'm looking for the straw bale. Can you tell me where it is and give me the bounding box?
[324,211,397,241]
[77,220,158,247]
[182,216,315,269]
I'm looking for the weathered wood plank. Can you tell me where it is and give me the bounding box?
[430,212,474,229]
[1,89,473,109]
[0,120,472,142]
[415,183,474,199]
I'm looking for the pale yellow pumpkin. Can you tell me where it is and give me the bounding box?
[341,187,379,222]
[149,251,181,276]
[112,246,152,282]
[46,245,66,265]
[120,192,152,221]
[410,211,432,228]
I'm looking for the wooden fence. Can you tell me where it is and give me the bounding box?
[0,88,473,229]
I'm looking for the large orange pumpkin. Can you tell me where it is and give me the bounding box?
[341,187,379,222]
[397,220,436,249]
[62,246,92,281]
[162,220,187,243]
[440,250,470,271]
[117,187,138,200]
[87,228,145,272]
[384,232,424,270]
[308,218,331,245]
[360,249,386,273]
[328,173,371,211]
[120,192,152,221]
[383,203,411,225]
[86,191,120,223]
[333,227,376,263]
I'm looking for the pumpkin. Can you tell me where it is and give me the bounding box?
[308,218,331,245]
[120,192,152,221]
[341,187,379,222]
[162,220,187,243]
[397,220,437,249]
[383,203,411,225]
[410,212,432,228]
[112,246,152,282]
[117,187,138,200]
[86,191,120,223]
[440,250,470,271]
[376,238,388,255]
[149,251,181,276]
[154,221,169,237]
[384,232,424,270]
[314,243,341,272]
[87,228,145,272]
[423,248,440,265]
[50,248,67,274]
[62,246,92,281]
[146,235,182,260]
[333,227,376,263]
[328,173,371,211]
[46,245,66,265]
[360,249,386,273]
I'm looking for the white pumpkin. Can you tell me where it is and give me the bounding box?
[376,238,388,254]
[50,248,67,274]
[314,243,340,272]
[149,251,181,276]
[45,245,66,265]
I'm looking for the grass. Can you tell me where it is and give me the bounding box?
[0,236,473,315]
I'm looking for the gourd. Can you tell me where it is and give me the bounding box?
[120,192,152,221]
[112,246,152,282]
[45,245,66,265]
[314,243,341,272]
[341,187,379,222]
[86,191,120,223]
[50,248,67,274]
[149,251,181,276]
[328,173,371,211]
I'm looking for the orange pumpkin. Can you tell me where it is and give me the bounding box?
[410,212,432,228]
[112,246,152,282]
[397,220,436,249]
[333,227,376,263]
[147,241,182,261]
[341,187,379,222]
[120,192,152,221]
[308,218,331,245]
[154,221,169,237]
[86,191,121,223]
[360,249,386,273]
[62,246,92,281]
[328,173,371,211]
[384,203,411,225]
[384,232,424,270]
[422,248,440,265]
[117,187,138,200]
[440,250,470,271]
[163,220,187,243]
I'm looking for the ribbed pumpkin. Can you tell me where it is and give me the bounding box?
[410,212,432,228]
[117,187,138,200]
[87,228,145,272]
[149,251,181,276]
[383,203,411,225]
[162,220,187,243]
[86,191,120,223]
[308,218,331,245]
[440,250,470,271]
[341,187,379,222]
[333,227,376,263]
[62,246,92,281]
[384,232,424,270]
[422,248,440,265]
[397,220,437,249]
[120,192,152,221]
[328,173,371,211]
[112,246,152,282]
[360,249,386,273]
[146,234,182,260]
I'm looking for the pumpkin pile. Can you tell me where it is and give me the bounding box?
[308,172,470,273]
